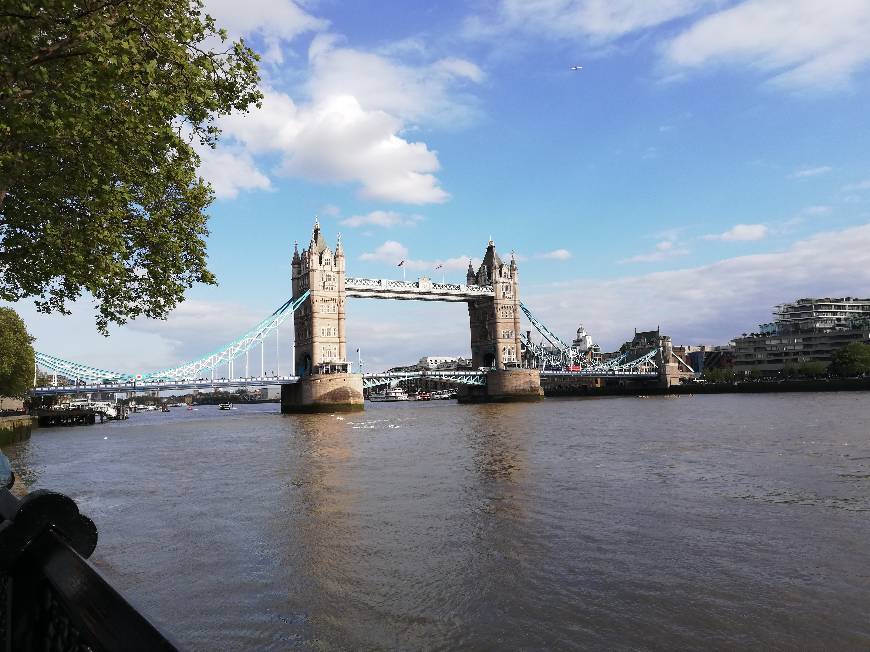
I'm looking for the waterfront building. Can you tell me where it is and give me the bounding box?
[734,297,870,372]
[771,297,870,332]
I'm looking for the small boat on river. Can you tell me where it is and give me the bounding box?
[218,403,233,410]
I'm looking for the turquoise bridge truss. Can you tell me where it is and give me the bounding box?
[32,290,666,394]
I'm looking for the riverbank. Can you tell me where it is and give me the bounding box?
[543,377,870,397]
[0,415,34,446]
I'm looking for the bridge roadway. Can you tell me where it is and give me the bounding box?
[31,369,659,396]
[345,277,494,301]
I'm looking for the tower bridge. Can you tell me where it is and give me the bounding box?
[284,219,541,410]
[30,219,684,408]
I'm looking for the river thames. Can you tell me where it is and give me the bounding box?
[5,393,870,649]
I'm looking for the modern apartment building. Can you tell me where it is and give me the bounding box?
[769,297,870,332]
[735,297,870,372]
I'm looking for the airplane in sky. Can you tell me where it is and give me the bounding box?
[570,65,583,71]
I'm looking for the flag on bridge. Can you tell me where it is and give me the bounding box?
[434,264,443,270]
[397,260,405,267]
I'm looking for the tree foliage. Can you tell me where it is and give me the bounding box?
[797,360,828,378]
[0,0,262,332]
[703,367,736,383]
[830,342,870,377]
[0,307,35,397]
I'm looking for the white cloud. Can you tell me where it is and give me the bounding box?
[359,240,408,264]
[308,34,483,126]
[540,249,573,260]
[204,0,327,63]
[663,0,870,91]
[468,0,711,42]
[843,178,870,192]
[792,165,832,178]
[201,26,483,204]
[217,90,450,204]
[196,145,271,199]
[340,211,423,228]
[527,224,870,350]
[620,238,690,263]
[704,223,769,241]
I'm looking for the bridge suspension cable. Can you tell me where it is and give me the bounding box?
[34,291,311,385]
[142,290,310,381]
[34,352,130,383]
[519,301,578,365]
[518,302,664,374]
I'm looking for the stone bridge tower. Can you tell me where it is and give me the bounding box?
[291,219,348,375]
[284,219,362,413]
[466,240,523,370]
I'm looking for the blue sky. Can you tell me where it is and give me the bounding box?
[12,0,870,373]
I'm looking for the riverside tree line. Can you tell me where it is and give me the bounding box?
[702,343,870,383]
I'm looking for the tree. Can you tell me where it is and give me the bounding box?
[830,342,870,377]
[797,361,828,378]
[703,367,735,383]
[0,307,35,398]
[1,0,262,333]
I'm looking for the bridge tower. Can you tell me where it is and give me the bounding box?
[467,241,523,370]
[462,240,543,402]
[282,219,363,413]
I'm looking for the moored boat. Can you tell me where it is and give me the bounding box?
[369,387,409,402]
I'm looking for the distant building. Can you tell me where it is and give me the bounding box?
[416,356,472,370]
[734,297,870,372]
[615,328,695,383]
[418,356,459,369]
[572,324,593,352]
[676,345,735,375]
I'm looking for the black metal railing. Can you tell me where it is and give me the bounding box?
[0,486,180,651]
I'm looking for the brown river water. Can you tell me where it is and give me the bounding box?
[5,393,870,650]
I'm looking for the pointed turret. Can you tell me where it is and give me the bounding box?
[466,261,476,286]
[479,239,503,283]
[309,216,328,255]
